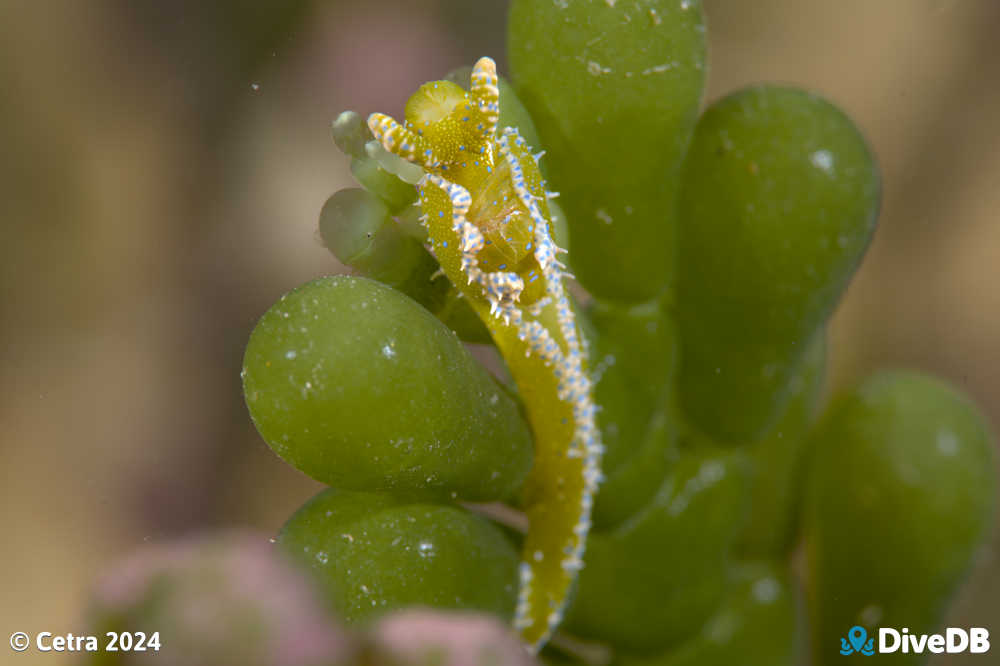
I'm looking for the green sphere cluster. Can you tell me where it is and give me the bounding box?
[241,2,995,663]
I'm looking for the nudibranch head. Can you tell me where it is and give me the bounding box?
[368,57,551,307]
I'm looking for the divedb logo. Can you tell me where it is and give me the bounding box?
[840,625,990,656]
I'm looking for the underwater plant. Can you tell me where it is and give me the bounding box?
[236,2,996,664]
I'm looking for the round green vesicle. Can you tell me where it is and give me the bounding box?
[242,276,532,501]
[584,301,678,529]
[592,409,676,531]
[803,371,995,665]
[319,188,426,287]
[279,489,519,624]
[318,188,455,318]
[736,333,826,558]
[616,563,799,666]
[331,110,372,159]
[508,0,707,301]
[350,157,417,213]
[319,186,490,343]
[675,86,879,443]
[564,449,748,653]
[587,302,676,474]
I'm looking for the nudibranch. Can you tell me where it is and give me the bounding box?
[368,57,602,650]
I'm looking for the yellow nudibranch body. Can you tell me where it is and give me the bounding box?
[368,57,602,651]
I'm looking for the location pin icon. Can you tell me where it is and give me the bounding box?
[849,626,867,653]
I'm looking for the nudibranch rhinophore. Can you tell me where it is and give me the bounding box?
[368,57,602,651]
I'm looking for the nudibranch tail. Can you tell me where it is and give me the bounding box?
[367,56,602,651]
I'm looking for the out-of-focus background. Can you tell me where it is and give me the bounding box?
[1,1,997,663]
